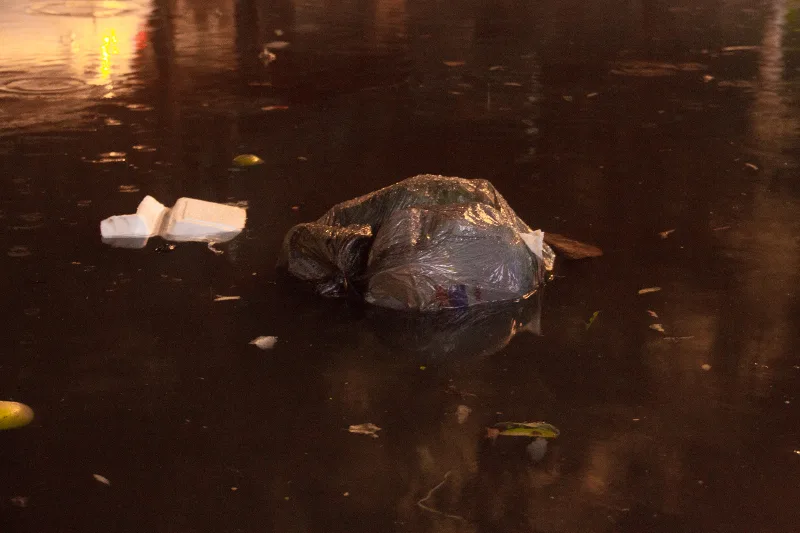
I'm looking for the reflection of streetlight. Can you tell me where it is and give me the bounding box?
[99,29,119,81]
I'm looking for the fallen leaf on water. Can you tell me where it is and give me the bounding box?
[562,95,573,102]
[585,310,600,330]
[489,422,560,439]
[543,233,603,259]
[443,60,465,67]
[650,324,666,333]
[659,229,676,239]
[0,401,34,430]
[249,336,278,350]
[348,423,381,438]
[214,295,241,302]
[456,405,471,424]
[93,474,111,486]
[638,287,662,295]
[703,74,715,83]
[701,363,712,371]
[647,310,659,318]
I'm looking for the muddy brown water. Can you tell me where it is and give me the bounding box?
[1,0,799,532]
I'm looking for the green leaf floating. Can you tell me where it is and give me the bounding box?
[491,422,560,438]
[0,401,34,430]
[232,154,264,167]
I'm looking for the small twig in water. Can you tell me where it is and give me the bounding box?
[417,471,465,521]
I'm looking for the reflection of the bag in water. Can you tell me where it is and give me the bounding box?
[369,290,542,360]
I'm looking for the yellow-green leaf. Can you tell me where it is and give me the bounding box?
[491,422,559,439]
[0,401,34,430]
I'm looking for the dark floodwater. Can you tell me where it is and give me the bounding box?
[1,0,799,531]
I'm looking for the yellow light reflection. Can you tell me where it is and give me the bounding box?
[98,29,120,81]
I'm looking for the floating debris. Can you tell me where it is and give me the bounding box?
[417,471,464,521]
[586,92,599,98]
[0,401,34,430]
[721,45,759,52]
[703,74,715,83]
[154,243,176,254]
[264,40,290,50]
[131,144,156,153]
[701,363,712,371]
[348,423,381,438]
[213,295,241,302]
[92,474,111,486]
[249,336,278,350]
[10,496,28,508]
[744,162,759,172]
[232,154,264,167]
[207,242,224,255]
[562,95,574,102]
[489,421,560,439]
[259,48,277,65]
[659,229,676,239]
[118,185,140,193]
[503,82,523,87]
[543,233,603,259]
[585,311,600,330]
[443,60,465,67]
[650,324,666,334]
[638,287,662,295]
[456,405,471,424]
[262,105,289,112]
[663,336,695,341]
[647,310,659,318]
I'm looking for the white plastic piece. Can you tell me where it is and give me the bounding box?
[520,230,544,260]
[135,195,169,235]
[162,198,247,242]
[100,196,247,247]
[100,214,150,238]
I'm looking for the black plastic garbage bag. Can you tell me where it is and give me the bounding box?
[278,174,554,310]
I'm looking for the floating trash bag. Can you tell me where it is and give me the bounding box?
[278,175,555,311]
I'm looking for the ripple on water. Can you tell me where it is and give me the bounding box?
[27,0,143,18]
[0,77,88,96]
[8,246,32,258]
